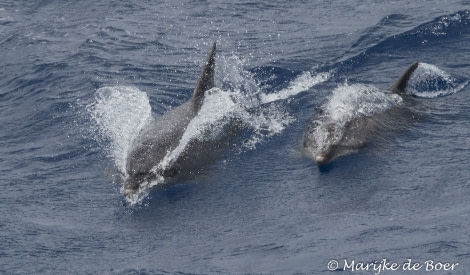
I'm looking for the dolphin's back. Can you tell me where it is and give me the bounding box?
[124,42,218,195]
[389,62,419,94]
[126,101,195,177]
[127,42,217,177]
[303,62,422,166]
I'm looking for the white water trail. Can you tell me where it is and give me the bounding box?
[260,71,330,104]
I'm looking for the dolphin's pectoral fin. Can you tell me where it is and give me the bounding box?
[192,42,216,103]
[389,62,419,94]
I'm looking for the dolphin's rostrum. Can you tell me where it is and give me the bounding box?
[303,62,420,166]
[124,42,217,196]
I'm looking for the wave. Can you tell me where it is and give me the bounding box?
[408,10,470,39]
[327,9,470,99]
[333,10,470,75]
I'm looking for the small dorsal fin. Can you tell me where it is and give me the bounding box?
[192,42,216,101]
[389,62,419,94]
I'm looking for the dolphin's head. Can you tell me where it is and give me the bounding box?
[303,135,335,166]
[312,144,341,166]
[312,144,360,166]
[314,152,333,166]
[303,118,341,166]
[124,167,179,196]
[123,171,154,196]
[304,120,362,166]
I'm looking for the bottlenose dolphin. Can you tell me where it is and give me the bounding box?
[303,62,419,165]
[124,42,218,196]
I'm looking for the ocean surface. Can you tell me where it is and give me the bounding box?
[1,1,470,274]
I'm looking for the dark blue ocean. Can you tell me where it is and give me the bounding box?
[1,1,470,274]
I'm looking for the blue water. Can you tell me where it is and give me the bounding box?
[1,1,470,274]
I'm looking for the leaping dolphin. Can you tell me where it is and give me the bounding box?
[303,62,419,166]
[124,42,218,196]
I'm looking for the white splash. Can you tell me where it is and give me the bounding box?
[326,83,402,122]
[87,86,152,173]
[407,63,469,98]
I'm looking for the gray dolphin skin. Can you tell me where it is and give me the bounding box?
[303,62,420,166]
[124,42,217,196]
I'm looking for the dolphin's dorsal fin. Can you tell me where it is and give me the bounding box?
[192,42,216,102]
[389,62,419,94]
